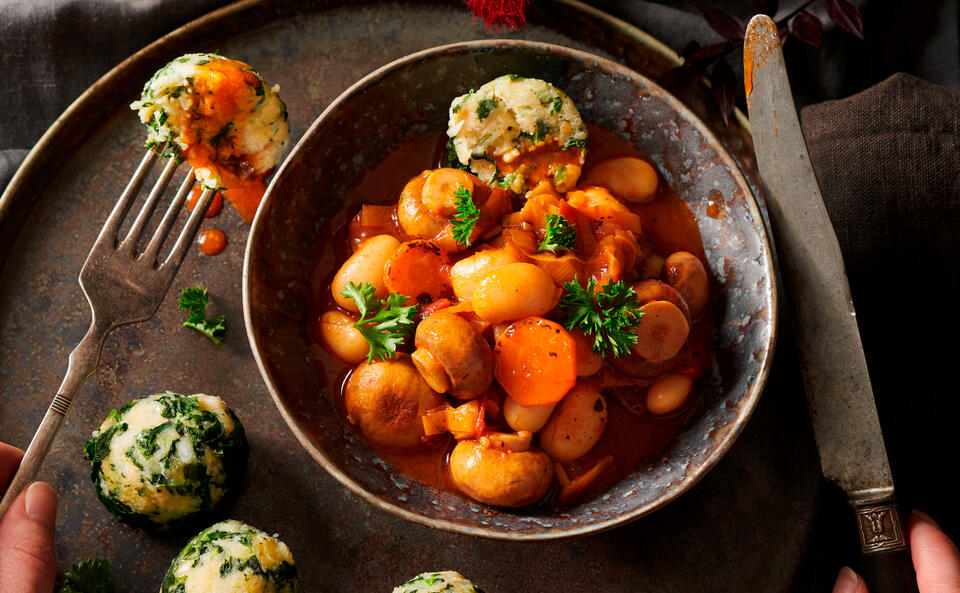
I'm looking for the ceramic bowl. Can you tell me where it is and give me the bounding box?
[243,40,776,540]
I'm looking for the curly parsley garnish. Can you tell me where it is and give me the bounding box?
[558,277,643,357]
[59,559,115,593]
[538,214,577,254]
[341,282,417,363]
[178,286,226,346]
[450,185,480,246]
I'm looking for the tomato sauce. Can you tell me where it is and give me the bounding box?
[179,58,270,224]
[197,228,227,256]
[186,186,224,218]
[306,124,713,505]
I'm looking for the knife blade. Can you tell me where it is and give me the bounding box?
[744,14,917,591]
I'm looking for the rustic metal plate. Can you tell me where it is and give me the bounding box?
[0,1,828,591]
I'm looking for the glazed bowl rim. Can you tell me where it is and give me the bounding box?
[242,38,778,540]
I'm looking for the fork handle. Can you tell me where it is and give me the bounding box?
[0,320,110,517]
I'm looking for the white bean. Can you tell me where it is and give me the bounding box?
[317,310,369,364]
[646,373,694,415]
[450,247,524,300]
[583,156,659,203]
[503,396,557,433]
[472,263,560,323]
[331,234,401,312]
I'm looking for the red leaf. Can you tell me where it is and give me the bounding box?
[792,11,823,47]
[752,0,779,16]
[685,41,731,65]
[464,0,529,29]
[680,40,701,57]
[779,24,790,45]
[826,0,865,40]
[710,58,737,126]
[698,6,746,41]
[660,63,704,93]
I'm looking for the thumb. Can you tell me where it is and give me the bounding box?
[0,482,58,593]
[909,510,960,593]
[833,566,870,593]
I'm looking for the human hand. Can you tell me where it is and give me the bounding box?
[833,510,960,593]
[0,442,57,593]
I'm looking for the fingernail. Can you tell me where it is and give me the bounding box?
[24,482,56,532]
[911,509,940,528]
[832,566,859,593]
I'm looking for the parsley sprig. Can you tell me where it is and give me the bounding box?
[538,213,577,254]
[178,286,226,346]
[341,282,418,363]
[59,559,114,593]
[450,185,480,246]
[558,277,644,357]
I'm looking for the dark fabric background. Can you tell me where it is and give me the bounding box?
[1,0,958,580]
[800,72,960,545]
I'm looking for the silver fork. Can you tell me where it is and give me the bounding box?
[0,147,215,516]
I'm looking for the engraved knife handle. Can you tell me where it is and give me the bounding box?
[851,497,919,593]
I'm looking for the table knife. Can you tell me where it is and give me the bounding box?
[744,14,918,592]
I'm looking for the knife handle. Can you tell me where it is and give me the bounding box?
[851,497,919,593]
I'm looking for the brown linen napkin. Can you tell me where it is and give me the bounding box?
[799,72,960,539]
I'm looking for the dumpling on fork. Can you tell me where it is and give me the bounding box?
[130,53,290,222]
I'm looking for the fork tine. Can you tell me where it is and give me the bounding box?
[161,186,216,270]
[120,155,179,252]
[97,148,159,244]
[141,168,196,265]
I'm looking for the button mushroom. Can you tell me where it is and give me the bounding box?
[343,356,444,449]
[411,310,493,399]
[448,440,554,507]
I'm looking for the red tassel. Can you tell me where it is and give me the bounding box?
[465,0,530,29]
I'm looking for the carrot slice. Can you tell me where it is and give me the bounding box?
[493,317,577,406]
[419,400,482,440]
[421,405,450,436]
[384,240,452,302]
[349,204,403,246]
[417,298,452,321]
